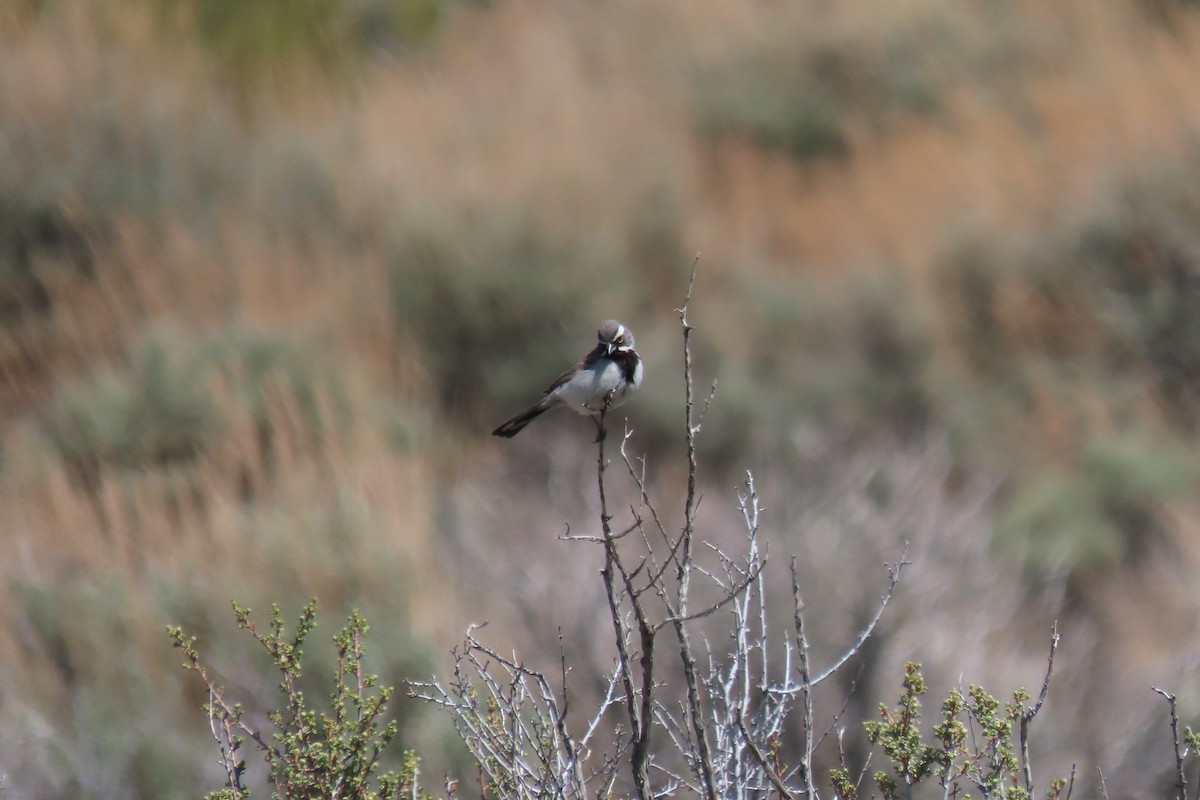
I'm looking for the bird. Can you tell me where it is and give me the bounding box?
[492,319,643,438]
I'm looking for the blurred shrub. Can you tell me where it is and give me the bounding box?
[355,0,446,49]
[693,27,944,163]
[0,15,355,249]
[717,270,932,464]
[46,327,220,477]
[0,199,91,318]
[934,163,1200,436]
[997,429,1197,573]
[706,152,1200,574]
[0,92,240,229]
[148,0,449,79]
[0,28,243,282]
[1139,0,1200,29]
[204,326,351,465]
[379,397,433,453]
[6,559,438,798]
[931,163,1200,573]
[696,54,850,162]
[44,324,351,485]
[1074,216,1200,423]
[691,3,1092,164]
[7,577,202,800]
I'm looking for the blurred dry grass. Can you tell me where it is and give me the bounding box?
[5,0,1200,795]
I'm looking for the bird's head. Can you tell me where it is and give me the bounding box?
[598,319,635,356]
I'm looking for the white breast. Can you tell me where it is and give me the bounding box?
[556,358,641,415]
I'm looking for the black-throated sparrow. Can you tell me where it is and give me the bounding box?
[492,319,643,438]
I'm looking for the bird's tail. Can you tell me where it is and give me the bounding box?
[491,404,550,438]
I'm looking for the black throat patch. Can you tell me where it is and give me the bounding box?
[612,349,640,384]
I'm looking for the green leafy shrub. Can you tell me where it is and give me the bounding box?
[837,663,1066,800]
[169,600,425,800]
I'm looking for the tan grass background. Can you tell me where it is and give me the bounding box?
[5,0,1200,796]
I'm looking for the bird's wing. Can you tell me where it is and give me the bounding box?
[542,343,606,395]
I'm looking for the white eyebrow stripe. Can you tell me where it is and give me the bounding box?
[615,324,626,341]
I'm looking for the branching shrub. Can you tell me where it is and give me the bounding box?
[410,264,919,800]
[169,600,422,800]
[841,649,1067,800]
[175,266,1200,799]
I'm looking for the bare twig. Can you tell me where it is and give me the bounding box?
[791,557,817,800]
[581,661,625,751]
[556,629,578,768]
[596,404,654,800]
[671,254,719,800]
[812,547,909,687]
[182,652,279,770]
[1020,621,1060,797]
[655,560,765,631]
[812,660,868,754]
[620,428,672,547]
[1154,686,1188,800]
[736,711,797,800]
[559,517,642,543]
[208,686,246,795]
[410,625,590,799]
[679,253,702,536]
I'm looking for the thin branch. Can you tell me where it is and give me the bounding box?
[695,379,718,431]
[619,429,672,548]
[671,254,718,800]
[596,405,651,799]
[195,661,281,765]
[597,401,659,800]
[681,253,700,546]
[208,686,246,795]
[654,559,765,632]
[1020,621,1060,798]
[812,547,909,687]
[791,557,817,800]
[812,660,868,754]
[642,525,692,598]
[677,252,702,552]
[736,711,797,800]
[1154,686,1188,800]
[555,628,579,769]
[581,661,624,750]
[559,517,642,543]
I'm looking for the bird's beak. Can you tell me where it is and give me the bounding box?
[606,342,617,356]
